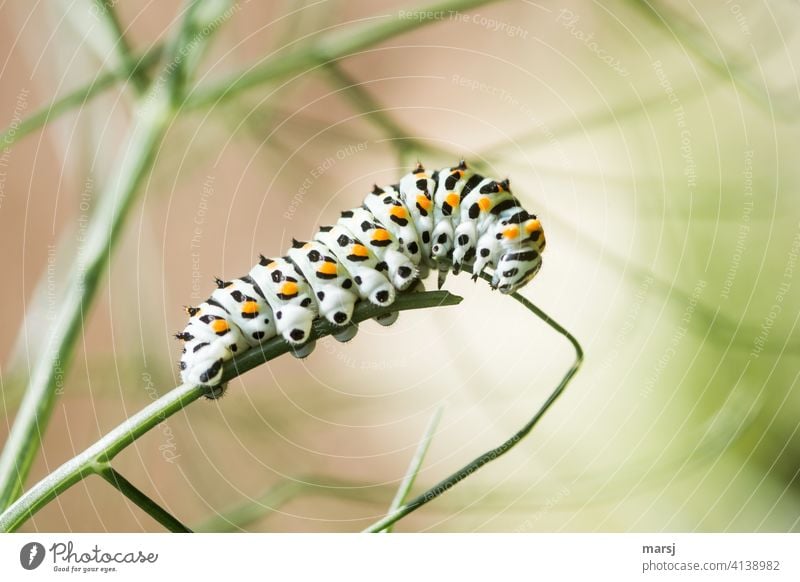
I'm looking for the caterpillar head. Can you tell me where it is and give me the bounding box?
[492,243,543,294]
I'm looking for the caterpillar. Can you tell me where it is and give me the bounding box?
[177,161,546,389]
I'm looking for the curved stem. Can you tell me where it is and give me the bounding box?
[0,289,461,532]
[363,276,583,532]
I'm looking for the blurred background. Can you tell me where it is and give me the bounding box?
[0,0,798,532]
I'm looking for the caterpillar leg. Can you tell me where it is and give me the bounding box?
[291,339,316,359]
[333,322,359,342]
[436,265,449,289]
[374,311,399,326]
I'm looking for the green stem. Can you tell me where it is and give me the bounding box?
[0,0,231,512]
[363,277,583,532]
[628,0,795,119]
[382,404,443,532]
[0,45,163,148]
[324,63,422,161]
[186,0,504,109]
[94,0,151,94]
[0,289,461,532]
[195,475,394,533]
[97,466,192,532]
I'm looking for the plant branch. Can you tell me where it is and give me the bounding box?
[363,274,583,532]
[0,45,163,149]
[0,289,462,532]
[628,0,796,120]
[324,63,423,162]
[0,0,232,512]
[94,0,151,94]
[185,0,504,109]
[96,465,192,532]
[382,404,443,532]
[195,475,395,533]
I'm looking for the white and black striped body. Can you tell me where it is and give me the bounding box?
[178,161,546,389]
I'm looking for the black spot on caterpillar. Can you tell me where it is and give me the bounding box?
[177,161,545,389]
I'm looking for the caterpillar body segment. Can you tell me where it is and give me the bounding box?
[209,277,276,348]
[287,239,360,343]
[248,256,318,350]
[337,207,418,292]
[314,224,397,308]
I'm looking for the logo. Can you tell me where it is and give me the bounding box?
[19,542,46,570]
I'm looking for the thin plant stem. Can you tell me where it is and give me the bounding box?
[382,404,444,532]
[0,289,462,532]
[185,0,504,109]
[628,0,796,120]
[0,0,232,512]
[96,465,192,532]
[0,45,163,148]
[324,63,423,162]
[363,275,583,532]
[94,0,151,94]
[195,475,394,533]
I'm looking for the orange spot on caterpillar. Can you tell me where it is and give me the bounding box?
[478,197,491,211]
[372,229,390,242]
[318,261,337,275]
[351,244,369,257]
[280,281,298,296]
[416,195,432,210]
[525,219,542,234]
[242,301,258,315]
[211,319,229,334]
[389,206,407,219]
[503,226,520,239]
[445,193,460,208]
